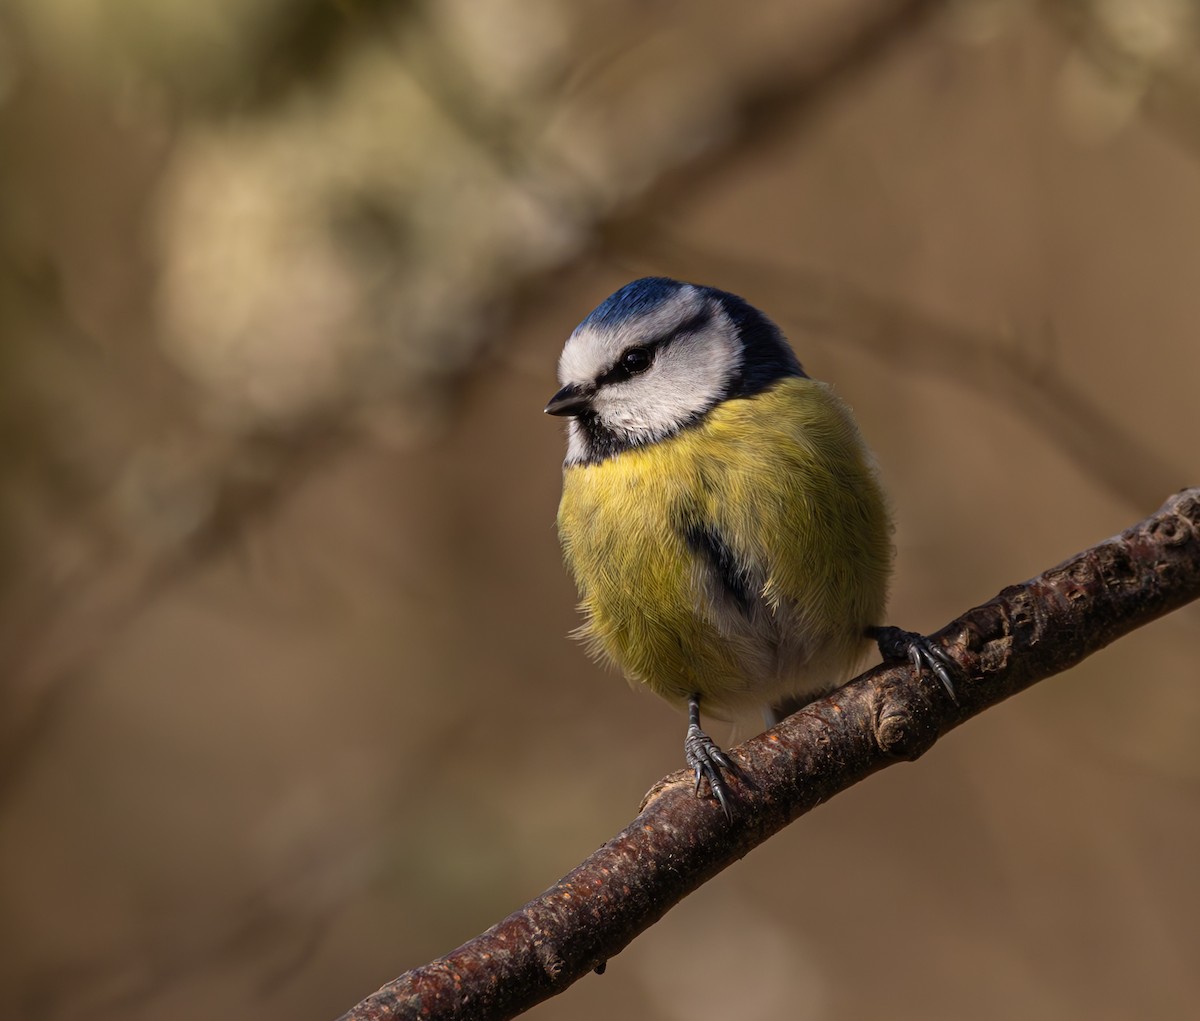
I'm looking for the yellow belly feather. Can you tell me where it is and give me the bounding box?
[556,377,892,718]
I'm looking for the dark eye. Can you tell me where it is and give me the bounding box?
[621,346,653,374]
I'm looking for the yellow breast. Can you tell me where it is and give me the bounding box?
[556,377,892,718]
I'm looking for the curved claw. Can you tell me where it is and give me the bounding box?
[684,696,734,820]
[869,625,961,704]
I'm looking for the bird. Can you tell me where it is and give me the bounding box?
[545,277,954,819]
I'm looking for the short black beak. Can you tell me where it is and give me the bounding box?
[544,383,592,417]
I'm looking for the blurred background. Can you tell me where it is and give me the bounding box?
[0,1,1197,1018]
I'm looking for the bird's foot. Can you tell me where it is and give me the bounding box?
[869,625,960,704]
[685,695,733,820]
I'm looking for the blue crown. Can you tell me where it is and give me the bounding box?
[579,277,686,330]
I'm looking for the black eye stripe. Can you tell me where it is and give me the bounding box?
[661,308,714,346]
[594,306,714,387]
[595,359,646,387]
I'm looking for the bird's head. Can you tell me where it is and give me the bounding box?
[545,277,804,464]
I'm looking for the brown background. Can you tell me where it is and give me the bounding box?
[1,2,1197,1019]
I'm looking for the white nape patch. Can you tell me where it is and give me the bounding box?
[559,286,744,462]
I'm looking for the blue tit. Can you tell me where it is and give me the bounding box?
[545,277,954,818]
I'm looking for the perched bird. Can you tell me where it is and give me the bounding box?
[546,277,953,818]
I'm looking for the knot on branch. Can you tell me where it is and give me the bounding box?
[535,941,566,981]
[1167,489,1200,531]
[1150,498,1196,547]
[873,687,938,760]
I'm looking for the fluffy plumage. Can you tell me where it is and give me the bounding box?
[547,277,896,810]
[556,377,891,718]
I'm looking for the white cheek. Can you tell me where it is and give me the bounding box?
[592,323,742,443]
[595,376,698,435]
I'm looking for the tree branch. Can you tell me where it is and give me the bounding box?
[340,487,1200,1021]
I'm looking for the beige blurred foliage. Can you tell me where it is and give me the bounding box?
[0,1,1198,1020]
